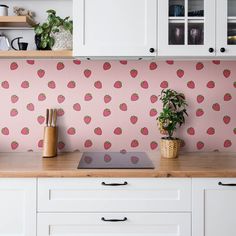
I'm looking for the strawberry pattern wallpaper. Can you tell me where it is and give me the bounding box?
[0,60,235,152]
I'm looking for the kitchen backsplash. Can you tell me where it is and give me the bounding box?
[0,60,235,152]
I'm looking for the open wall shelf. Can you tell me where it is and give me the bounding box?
[0,16,36,28]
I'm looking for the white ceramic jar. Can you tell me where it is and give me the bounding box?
[0,5,9,16]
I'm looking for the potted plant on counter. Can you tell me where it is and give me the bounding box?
[157,89,188,159]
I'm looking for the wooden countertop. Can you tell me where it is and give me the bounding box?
[0,152,235,178]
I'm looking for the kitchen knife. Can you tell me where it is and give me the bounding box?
[46,109,49,127]
[49,109,53,127]
[53,109,57,127]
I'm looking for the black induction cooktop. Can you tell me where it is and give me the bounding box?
[78,152,154,169]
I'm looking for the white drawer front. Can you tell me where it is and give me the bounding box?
[38,178,191,212]
[37,213,191,236]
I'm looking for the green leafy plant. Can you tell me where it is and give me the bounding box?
[157,89,188,139]
[34,9,73,49]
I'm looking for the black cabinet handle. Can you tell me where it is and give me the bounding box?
[149,48,155,53]
[102,181,128,186]
[101,217,127,222]
[209,48,214,53]
[220,47,226,53]
[218,182,236,186]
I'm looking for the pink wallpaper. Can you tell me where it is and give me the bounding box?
[0,60,235,152]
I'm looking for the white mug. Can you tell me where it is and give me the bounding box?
[0,5,9,16]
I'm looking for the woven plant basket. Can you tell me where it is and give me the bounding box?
[160,138,181,159]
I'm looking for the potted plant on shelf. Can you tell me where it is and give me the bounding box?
[34,9,73,50]
[157,89,188,159]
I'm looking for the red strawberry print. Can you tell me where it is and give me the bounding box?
[21,127,29,135]
[131,156,139,164]
[38,139,43,148]
[223,115,231,124]
[160,81,168,88]
[58,141,65,150]
[212,103,220,111]
[67,127,76,135]
[84,155,92,164]
[223,69,231,78]
[27,103,34,111]
[73,59,81,65]
[177,69,184,78]
[150,141,158,150]
[103,62,111,70]
[114,127,122,135]
[197,95,204,103]
[104,95,112,103]
[84,69,91,78]
[94,81,102,89]
[84,116,91,124]
[1,127,9,135]
[26,60,34,65]
[233,128,236,135]
[48,81,56,89]
[120,60,127,65]
[197,141,204,150]
[11,95,19,103]
[84,139,93,148]
[37,69,45,78]
[224,140,232,148]
[131,93,139,101]
[141,127,149,135]
[196,62,204,70]
[104,154,112,162]
[150,95,158,103]
[141,81,149,89]
[212,60,220,65]
[187,81,195,89]
[207,127,215,135]
[149,62,157,70]
[114,81,122,89]
[57,95,65,103]
[103,108,111,117]
[1,81,9,89]
[131,139,139,148]
[104,141,112,150]
[119,103,127,111]
[84,93,92,101]
[150,108,157,117]
[94,127,102,135]
[21,81,29,88]
[207,81,215,88]
[196,108,204,117]
[38,93,46,101]
[130,69,138,78]
[130,116,138,124]
[187,127,195,135]
[224,93,232,101]
[11,141,19,150]
[57,62,65,70]
[37,116,45,124]
[73,103,81,111]
[10,108,18,117]
[166,60,174,65]
[67,81,76,88]
[10,62,18,70]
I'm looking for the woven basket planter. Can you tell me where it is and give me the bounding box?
[160,138,181,159]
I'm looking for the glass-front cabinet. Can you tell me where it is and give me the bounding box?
[158,0,215,56]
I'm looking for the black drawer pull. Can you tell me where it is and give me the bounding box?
[101,217,127,222]
[218,182,236,186]
[102,181,128,186]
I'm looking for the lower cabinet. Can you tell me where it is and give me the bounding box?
[37,213,191,236]
[0,178,36,236]
[193,178,236,236]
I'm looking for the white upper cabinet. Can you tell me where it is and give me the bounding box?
[73,0,157,58]
[158,0,216,56]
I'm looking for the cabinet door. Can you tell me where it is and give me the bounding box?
[38,213,191,236]
[0,179,36,236]
[158,0,216,56]
[193,178,236,236]
[216,0,236,56]
[73,0,156,57]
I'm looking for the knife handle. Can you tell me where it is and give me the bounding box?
[49,109,53,127]
[46,109,49,127]
[53,109,57,127]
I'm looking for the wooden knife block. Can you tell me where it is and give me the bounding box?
[43,127,58,158]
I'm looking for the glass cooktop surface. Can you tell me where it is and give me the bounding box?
[78,152,154,169]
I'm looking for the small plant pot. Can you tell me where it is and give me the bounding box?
[160,138,181,159]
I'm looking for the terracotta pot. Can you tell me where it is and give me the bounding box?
[160,138,181,159]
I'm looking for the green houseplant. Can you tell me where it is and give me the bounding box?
[157,89,188,158]
[34,10,73,50]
